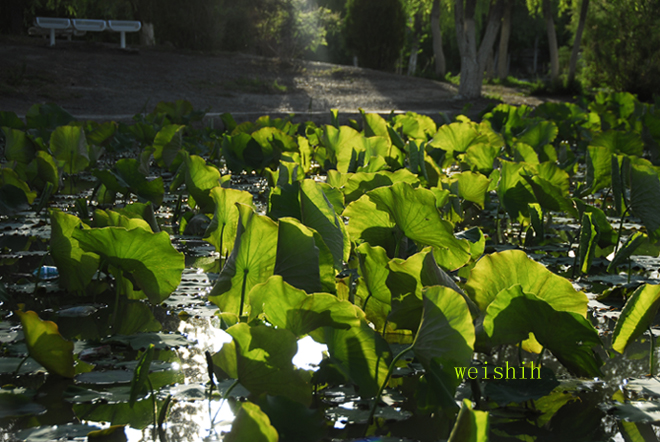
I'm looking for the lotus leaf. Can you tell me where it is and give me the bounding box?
[151,124,184,168]
[16,310,75,378]
[447,399,489,442]
[225,401,279,442]
[465,249,588,316]
[203,187,255,257]
[321,125,369,173]
[273,218,335,294]
[365,182,471,270]
[248,275,360,338]
[482,285,602,377]
[611,284,660,354]
[72,227,184,304]
[50,125,89,174]
[299,179,350,270]
[50,209,100,293]
[213,323,312,406]
[412,286,475,409]
[209,204,278,315]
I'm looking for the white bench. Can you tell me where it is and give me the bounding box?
[71,19,107,32]
[107,20,142,49]
[33,17,142,49]
[34,17,71,47]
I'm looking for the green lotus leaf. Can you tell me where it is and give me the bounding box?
[336,169,419,204]
[225,401,279,442]
[355,243,393,332]
[273,217,335,294]
[129,345,154,407]
[0,183,30,215]
[115,159,164,206]
[412,286,475,409]
[151,124,185,168]
[498,160,536,222]
[2,127,35,164]
[255,394,327,442]
[94,209,152,232]
[181,153,225,213]
[321,125,369,173]
[0,388,46,418]
[391,112,436,140]
[360,110,388,137]
[511,142,539,164]
[522,162,577,217]
[462,142,500,174]
[16,310,75,378]
[248,275,360,338]
[448,399,489,442]
[366,182,471,270]
[465,249,588,316]
[72,227,184,304]
[209,204,278,315]
[0,167,36,205]
[29,151,60,193]
[203,187,255,257]
[457,171,491,208]
[515,120,558,152]
[591,129,644,157]
[323,316,392,398]
[578,212,599,274]
[482,285,602,377]
[252,126,297,152]
[214,323,312,406]
[344,194,398,256]
[586,145,612,193]
[50,209,100,293]
[428,121,488,156]
[611,284,660,354]
[300,179,350,270]
[630,162,660,234]
[117,202,159,232]
[576,201,617,249]
[0,111,25,130]
[50,125,89,174]
[608,232,647,273]
[387,247,472,331]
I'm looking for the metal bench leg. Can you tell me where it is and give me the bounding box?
[120,31,126,49]
[50,28,55,46]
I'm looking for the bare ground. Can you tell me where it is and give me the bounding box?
[0,35,551,125]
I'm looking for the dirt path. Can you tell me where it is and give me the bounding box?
[0,35,548,125]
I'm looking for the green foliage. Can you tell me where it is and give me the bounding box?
[344,0,406,70]
[581,0,660,100]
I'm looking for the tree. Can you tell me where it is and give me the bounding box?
[454,0,504,98]
[431,0,447,76]
[496,0,512,79]
[566,0,588,85]
[345,0,407,70]
[541,0,560,84]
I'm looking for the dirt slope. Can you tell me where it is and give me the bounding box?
[0,35,546,124]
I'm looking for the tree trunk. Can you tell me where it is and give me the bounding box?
[567,0,589,85]
[408,11,423,75]
[497,0,512,79]
[455,0,504,98]
[431,0,446,77]
[543,0,560,84]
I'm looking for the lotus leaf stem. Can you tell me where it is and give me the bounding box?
[649,327,655,377]
[364,345,413,436]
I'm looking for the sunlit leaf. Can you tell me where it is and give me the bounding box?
[16,310,75,378]
[203,187,255,257]
[72,227,184,304]
[611,284,660,354]
[447,399,489,442]
[209,204,278,315]
[482,285,602,377]
[50,209,100,293]
[412,286,475,409]
[213,323,312,406]
[225,401,279,442]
